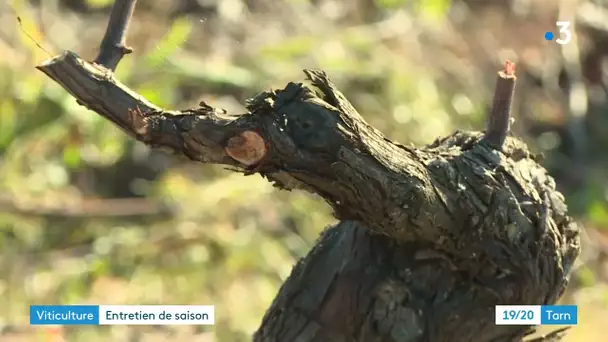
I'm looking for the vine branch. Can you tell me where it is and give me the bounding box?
[94,0,136,70]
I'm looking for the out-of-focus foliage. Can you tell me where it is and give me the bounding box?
[0,0,607,341]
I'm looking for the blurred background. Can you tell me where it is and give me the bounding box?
[0,0,607,341]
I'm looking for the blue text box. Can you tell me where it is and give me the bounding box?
[540,305,577,325]
[30,305,99,325]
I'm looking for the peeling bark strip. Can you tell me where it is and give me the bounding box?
[36,1,580,341]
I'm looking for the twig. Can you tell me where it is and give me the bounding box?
[0,194,171,218]
[525,327,571,342]
[483,60,517,149]
[94,0,137,71]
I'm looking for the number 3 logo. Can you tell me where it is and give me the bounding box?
[556,21,572,45]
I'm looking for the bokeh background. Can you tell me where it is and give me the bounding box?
[1,0,607,341]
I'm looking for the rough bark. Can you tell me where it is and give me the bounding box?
[35,1,581,341]
[253,133,579,342]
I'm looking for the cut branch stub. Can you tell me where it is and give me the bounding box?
[225,130,267,166]
[483,60,517,149]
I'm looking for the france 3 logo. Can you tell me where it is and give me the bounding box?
[544,21,572,45]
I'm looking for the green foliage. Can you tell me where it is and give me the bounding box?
[589,201,608,227]
[374,0,451,21]
[87,0,114,8]
[575,265,597,288]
